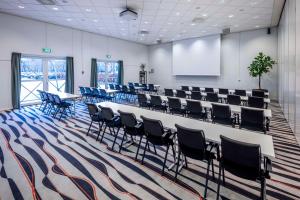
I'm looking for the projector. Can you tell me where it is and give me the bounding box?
[119,9,138,20]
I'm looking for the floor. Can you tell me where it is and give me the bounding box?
[0,101,299,200]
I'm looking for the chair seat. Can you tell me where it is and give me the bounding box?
[60,102,72,107]
[91,113,102,122]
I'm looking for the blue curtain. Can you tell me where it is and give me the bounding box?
[65,57,74,93]
[118,60,123,85]
[90,58,97,87]
[11,52,22,109]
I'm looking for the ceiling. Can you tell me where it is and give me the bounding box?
[0,0,285,45]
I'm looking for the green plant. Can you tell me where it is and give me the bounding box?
[248,52,276,89]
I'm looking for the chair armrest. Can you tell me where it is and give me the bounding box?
[162,128,173,138]
[134,122,143,129]
[112,115,120,122]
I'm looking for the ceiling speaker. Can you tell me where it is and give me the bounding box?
[222,28,231,35]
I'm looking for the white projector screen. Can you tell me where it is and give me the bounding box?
[172,34,221,76]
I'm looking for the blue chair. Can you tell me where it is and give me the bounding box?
[52,94,72,120]
[84,87,93,101]
[100,89,114,101]
[79,86,87,101]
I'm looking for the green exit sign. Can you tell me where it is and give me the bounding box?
[42,48,52,53]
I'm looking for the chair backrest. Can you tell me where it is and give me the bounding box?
[118,110,137,128]
[227,94,241,105]
[137,93,147,105]
[176,90,186,98]
[141,115,165,144]
[220,135,261,180]
[53,94,62,104]
[150,95,162,106]
[248,96,264,108]
[100,89,107,96]
[212,104,231,120]
[122,85,128,92]
[167,97,181,109]
[115,85,121,90]
[148,84,155,91]
[252,90,265,98]
[134,83,140,87]
[235,89,246,96]
[219,88,229,95]
[92,88,99,95]
[47,93,55,103]
[101,106,114,121]
[129,85,135,92]
[192,87,200,91]
[79,87,86,95]
[85,87,92,94]
[181,86,189,91]
[175,124,207,160]
[164,89,174,97]
[109,84,114,90]
[37,90,44,101]
[41,91,48,101]
[142,83,147,88]
[186,100,203,115]
[240,107,264,130]
[86,103,99,116]
[191,91,202,100]
[205,87,214,93]
[206,92,218,102]
[128,82,134,87]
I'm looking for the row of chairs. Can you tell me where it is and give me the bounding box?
[79,87,115,102]
[165,89,266,109]
[37,90,72,120]
[127,82,158,93]
[137,94,269,133]
[181,86,268,98]
[86,104,271,199]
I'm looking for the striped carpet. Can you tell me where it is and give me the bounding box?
[0,101,299,200]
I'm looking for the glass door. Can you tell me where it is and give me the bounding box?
[47,59,66,93]
[97,60,120,88]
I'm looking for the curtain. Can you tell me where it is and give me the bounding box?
[118,60,124,85]
[11,52,22,109]
[65,57,74,93]
[90,58,97,87]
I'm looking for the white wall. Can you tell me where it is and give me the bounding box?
[278,0,300,143]
[0,13,148,111]
[148,28,278,100]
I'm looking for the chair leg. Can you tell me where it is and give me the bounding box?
[211,159,215,180]
[174,150,182,181]
[204,160,211,198]
[153,144,157,154]
[135,135,143,160]
[87,121,93,136]
[171,145,176,162]
[97,122,101,140]
[118,132,126,153]
[162,145,170,175]
[216,163,222,200]
[261,176,266,200]
[222,165,226,185]
[99,125,107,142]
[184,155,188,168]
[141,140,149,164]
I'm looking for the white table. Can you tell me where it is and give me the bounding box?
[180,87,269,96]
[97,102,275,159]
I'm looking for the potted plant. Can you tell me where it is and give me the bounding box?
[248,52,276,90]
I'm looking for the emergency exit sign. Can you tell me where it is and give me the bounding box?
[42,48,52,53]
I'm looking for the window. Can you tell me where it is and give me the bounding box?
[20,56,66,104]
[97,60,120,87]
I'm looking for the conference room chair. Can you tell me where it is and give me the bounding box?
[218,88,229,95]
[37,90,48,111]
[148,84,158,94]
[98,106,121,142]
[234,89,246,96]
[137,93,151,109]
[79,86,88,101]
[150,95,167,112]
[114,85,121,99]
[176,90,186,98]
[191,91,203,100]
[86,103,103,140]
[121,85,130,99]
[128,82,134,87]
[164,88,174,97]
[108,84,115,90]
[115,84,121,91]
[217,135,271,200]
[185,100,207,120]
[240,107,268,133]
[92,88,103,102]
[46,93,56,115]
[211,104,235,127]
[52,94,72,120]
[128,85,137,102]
[205,87,214,93]
[227,94,241,106]
[134,83,140,87]
[84,87,94,101]
[174,124,216,198]
[252,89,265,98]
[140,115,176,175]
[167,97,186,116]
[142,83,150,92]
[115,110,144,160]
[181,86,190,91]
[248,96,265,109]
[192,86,200,91]
[206,92,219,102]
[100,89,114,102]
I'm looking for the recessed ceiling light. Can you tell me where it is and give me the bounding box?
[234,24,239,27]
[187,0,191,2]
[120,20,124,23]
[52,7,59,11]
[176,12,180,16]
[93,19,98,22]
[66,18,72,21]
[202,14,208,17]
[213,24,218,27]
[251,1,257,6]
[85,8,91,12]
[182,30,187,33]
[255,25,260,28]
[18,5,25,9]
[228,14,234,18]
[202,30,206,33]
[121,28,125,31]
[167,22,172,25]
[190,23,196,26]
[144,21,149,24]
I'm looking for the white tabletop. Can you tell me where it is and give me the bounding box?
[97,102,275,159]
[104,89,119,94]
[147,94,272,118]
[46,91,80,100]
[181,87,270,96]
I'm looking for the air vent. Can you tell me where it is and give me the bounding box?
[36,0,56,5]
[192,17,205,24]
[139,30,149,35]
[222,28,231,35]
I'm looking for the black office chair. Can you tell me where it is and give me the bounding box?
[219,88,229,95]
[217,135,271,200]
[240,107,268,133]
[150,95,167,112]
[167,97,185,116]
[192,86,200,91]
[137,93,150,108]
[252,89,265,98]
[191,91,202,100]
[175,124,216,198]
[148,84,157,94]
[181,86,190,91]
[227,94,241,105]
[205,87,214,93]
[206,92,219,102]
[140,116,176,175]
[185,100,207,120]
[164,88,174,97]
[114,110,144,160]
[211,104,235,127]
[99,106,121,142]
[176,90,186,98]
[235,89,246,96]
[248,96,264,109]
[86,103,103,140]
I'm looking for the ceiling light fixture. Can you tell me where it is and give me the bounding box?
[85,8,91,12]
[190,23,196,26]
[228,14,234,18]
[93,19,98,22]
[144,21,149,24]
[52,7,59,11]
[255,25,260,28]
[66,18,72,21]
[202,14,208,17]
[176,12,180,16]
[18,5,25,9]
